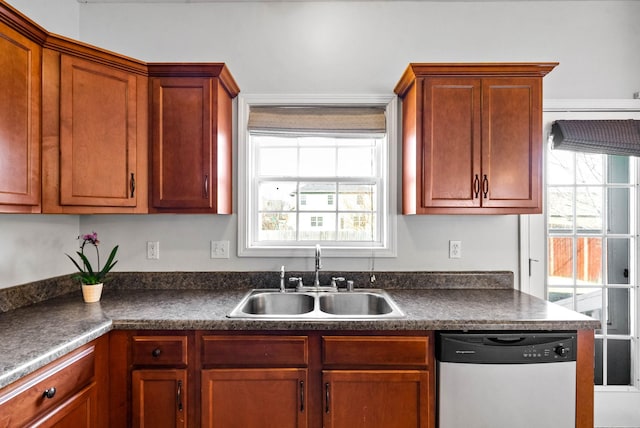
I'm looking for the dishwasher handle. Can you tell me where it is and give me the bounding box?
[484,336,527,345]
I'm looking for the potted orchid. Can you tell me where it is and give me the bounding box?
[66,232,118,302]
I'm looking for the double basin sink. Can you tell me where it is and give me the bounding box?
[227,289,405,320]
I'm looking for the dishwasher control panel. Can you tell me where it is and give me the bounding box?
[437,332,577,364]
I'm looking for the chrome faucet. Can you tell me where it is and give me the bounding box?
[280,265,286,292]
[314,244,322,287]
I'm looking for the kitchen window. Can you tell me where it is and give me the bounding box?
[237,95,397,257]
[546,147,635,386]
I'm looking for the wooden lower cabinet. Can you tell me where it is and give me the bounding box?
[132,369,187,428]
[201,368,307,428]
[323,370,429,428]
[0,336,108,428]
[112,331,435,428]
[199,332,434,428]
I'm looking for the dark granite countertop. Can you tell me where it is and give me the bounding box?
[0,284,599,390]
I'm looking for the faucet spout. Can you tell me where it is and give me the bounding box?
[314,244,321,287]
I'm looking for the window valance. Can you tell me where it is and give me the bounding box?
[551,120,640,156]
[248,106,386,134]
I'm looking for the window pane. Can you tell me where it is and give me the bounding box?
[607,188,630,234]
[299,213,336,240]
[594,339,603,385]
[337,145,375,176]
[608,340,631,386]
[547,149,574,185]
[607,238,630,284]
[608,155,630,184]
[548,237,573,283]
[259,147,298,176]
[576,152,603,184]
[576,187,602,232]
[607,288,630,335]
[258,182,297,211]
[338,213,375,241]
[298,182,336,211]
[548,286,573,305]
[338,184,376,211]
[299,147,336,177]
[576,237,602,284]
[259,213,296,241]
[576,287,603,328]
[548,188,573,231]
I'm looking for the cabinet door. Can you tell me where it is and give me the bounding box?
[132,369,187,428]
[323,370,429,428]
[150,77,214,210]
[59,55,138,207]
[201,368,307,428]
[0,21,41,211]
[422,77,481,209]
[481,77,542,210]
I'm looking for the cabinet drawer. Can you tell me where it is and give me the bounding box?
[132,335,188,366]
[0,344,95,427]
[202,336,308,366]
[322,336,429,367]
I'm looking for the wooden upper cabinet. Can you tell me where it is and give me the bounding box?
[41,36,148,213]
[60,55,138,207]
[148,64,239,214]
[0,4,46,213]
[394,63,556,215]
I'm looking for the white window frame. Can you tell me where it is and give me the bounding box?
[237,94,397,258]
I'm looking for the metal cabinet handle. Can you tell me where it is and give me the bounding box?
[482,174,489,198]
[152,348,161,358]
[300,380,304,412]
[473,174,480,198]
[43,387,56,399]
[130,173,135,198]
[325,382,330,413]
[177,380,183,412]
[204,174,209,198]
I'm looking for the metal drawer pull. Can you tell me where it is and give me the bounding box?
[300,380,304,412]
[130,173,135,198]
[325,382,330,413]
[204,174,209,198]
[152,348,162,358]
[43,387,56,399]
[482,174,489,198]
[473,174,480,198]
[177,380,183,412]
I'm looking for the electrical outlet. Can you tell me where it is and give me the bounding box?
[449,240,462,259]
[211,240,230,259]
[147,241,160,259]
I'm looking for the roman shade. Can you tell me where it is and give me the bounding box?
[551,120,640,156]
[248,106,386,134]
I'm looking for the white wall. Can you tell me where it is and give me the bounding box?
[5,0,79,38]
[0,215,79,288]
[1,0,639,288]
[76,1,640,98]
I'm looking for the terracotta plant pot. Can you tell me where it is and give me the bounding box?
[81,283,103,303]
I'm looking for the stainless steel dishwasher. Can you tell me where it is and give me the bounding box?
[437,331,577,428]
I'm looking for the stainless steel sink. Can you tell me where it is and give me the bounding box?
[318,292,394,316]
[238,292,315,315]
[227,289,405,319]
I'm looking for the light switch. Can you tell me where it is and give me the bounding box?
[211,240,230,259]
